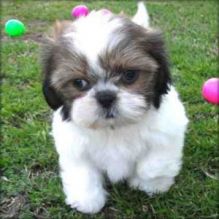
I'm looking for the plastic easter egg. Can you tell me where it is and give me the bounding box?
[71,5,89,18]
[202,78,219,104]
[99,8,112,15]
[5,19,26,37]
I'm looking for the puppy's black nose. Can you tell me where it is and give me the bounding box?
[96,90,116,108]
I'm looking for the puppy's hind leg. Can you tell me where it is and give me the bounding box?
[129,144,183,195]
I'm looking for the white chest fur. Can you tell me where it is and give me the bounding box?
[52,87,188,183]
[85,125,148,182]
[52,110,149,182]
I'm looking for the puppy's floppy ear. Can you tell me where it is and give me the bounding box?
[145,30,171,108]
[41,38,63,110]
[42,77,63,110]
[41,21,72,110]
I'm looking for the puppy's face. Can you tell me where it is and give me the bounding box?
[42,12,170,129]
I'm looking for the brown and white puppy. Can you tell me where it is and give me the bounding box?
[41,2,188,214]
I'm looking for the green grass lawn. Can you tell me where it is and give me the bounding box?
[1,1,218,218]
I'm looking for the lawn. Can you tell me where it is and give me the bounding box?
[0,0,218,218]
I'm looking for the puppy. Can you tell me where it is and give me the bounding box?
[41,2,188,214]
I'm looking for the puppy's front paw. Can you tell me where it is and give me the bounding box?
[65,187,107,214]
[129,176,174,196]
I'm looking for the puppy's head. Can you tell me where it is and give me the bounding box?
[41,11,171,129]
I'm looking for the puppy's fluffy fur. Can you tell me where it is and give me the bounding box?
[41,2,188,214]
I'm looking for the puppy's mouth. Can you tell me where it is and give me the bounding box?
[103,108,117,119]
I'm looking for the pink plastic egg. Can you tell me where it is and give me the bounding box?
[99,8,112,15]
[71,5,89,18]
[202,78,219,104]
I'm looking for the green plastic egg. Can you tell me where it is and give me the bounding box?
[5,19,26,37]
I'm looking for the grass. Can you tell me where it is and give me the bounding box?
[1,0,218,218]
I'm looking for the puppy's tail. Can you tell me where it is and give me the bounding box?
[132,1,150,28]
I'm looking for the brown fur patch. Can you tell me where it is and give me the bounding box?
[98,19,160,101]
[50,48,90,102]
[41,21,90,110]
[50,20,72,40]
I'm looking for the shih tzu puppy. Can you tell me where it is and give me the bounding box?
[41,2,188,214]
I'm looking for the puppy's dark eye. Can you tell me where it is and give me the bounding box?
[73,79,90,91]
[122,70,139,85]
